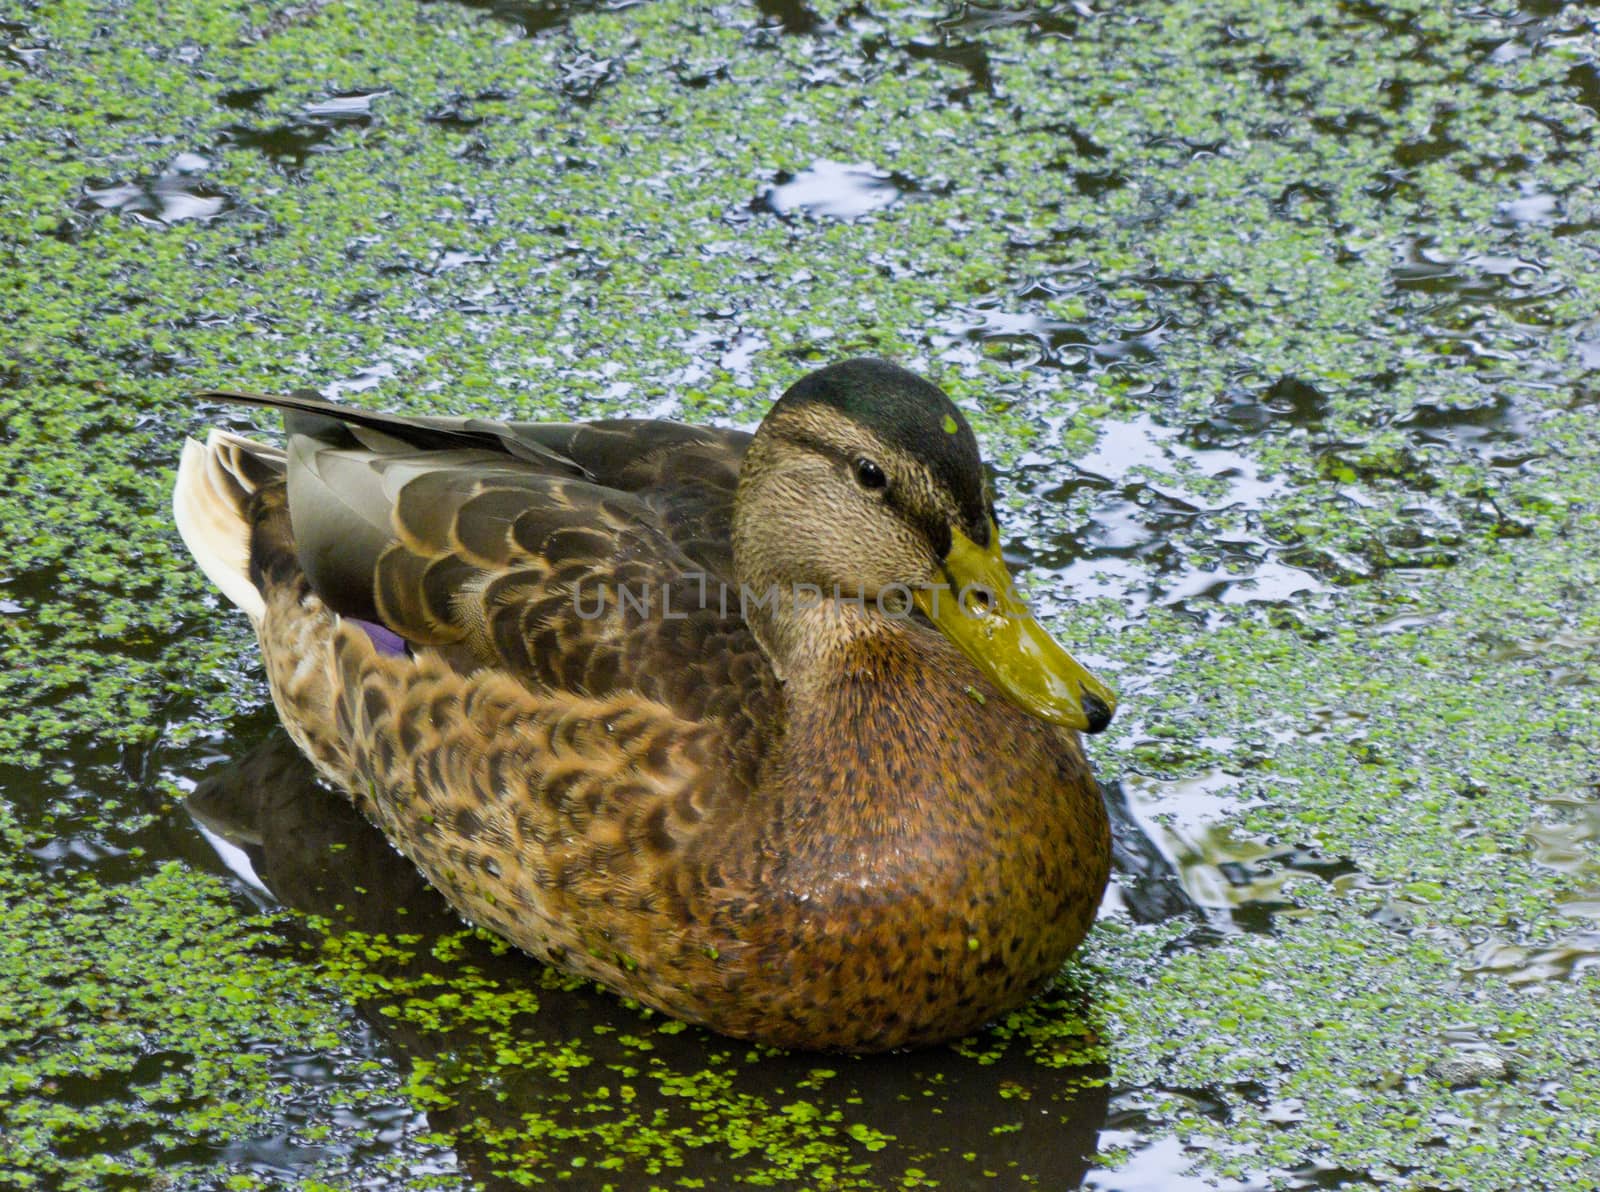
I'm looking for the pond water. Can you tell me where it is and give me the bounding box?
[2,0,1598,1188]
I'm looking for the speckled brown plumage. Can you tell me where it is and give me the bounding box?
[175,359,1112,1051]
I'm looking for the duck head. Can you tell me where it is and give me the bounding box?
[732,358,1115,734]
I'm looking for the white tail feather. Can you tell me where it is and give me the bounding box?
[173,432,270,620]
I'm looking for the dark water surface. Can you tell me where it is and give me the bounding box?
[2,0,1598,1188]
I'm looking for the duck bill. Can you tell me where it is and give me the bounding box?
[914,523,1116,733]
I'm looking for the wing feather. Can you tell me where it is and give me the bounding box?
[200,390,779,752]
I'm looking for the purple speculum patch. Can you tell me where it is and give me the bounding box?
[348,617,409,657]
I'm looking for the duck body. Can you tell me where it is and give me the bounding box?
[175,359,1113,1051]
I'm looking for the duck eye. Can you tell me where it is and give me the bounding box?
[854,458,887,491]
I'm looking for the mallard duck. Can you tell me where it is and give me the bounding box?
[174,358,1116,1052]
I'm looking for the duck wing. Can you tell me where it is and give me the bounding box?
[198,390,775,737]
[201,390,750,595]
[504,418,750,581]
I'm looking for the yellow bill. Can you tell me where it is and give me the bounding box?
[914,523,1116,733]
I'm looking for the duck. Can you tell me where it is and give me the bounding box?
[173,357,1116,1052]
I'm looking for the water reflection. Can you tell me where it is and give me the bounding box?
[753,160,917,221]
[1107,772,1360,936]
[1084,1129,1360,1192]
[78,154,231,226]
[217,90,388,171]
[1465,786,1600,985]
[1007,413,1321,619]
[427,0,633,40]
